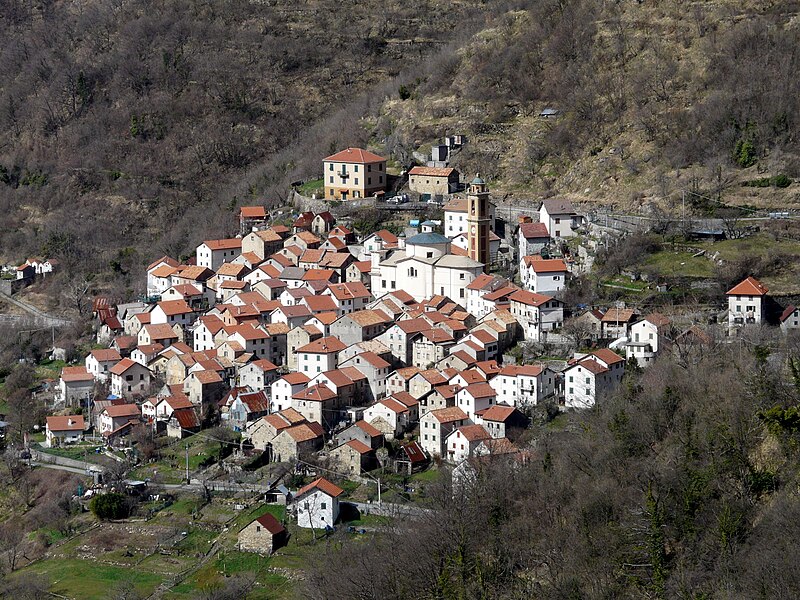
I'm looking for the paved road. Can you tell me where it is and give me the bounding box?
[0,290,73,327]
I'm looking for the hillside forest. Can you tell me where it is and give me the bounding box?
[2,0,800,302]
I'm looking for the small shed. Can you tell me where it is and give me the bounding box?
[238,512,288,554]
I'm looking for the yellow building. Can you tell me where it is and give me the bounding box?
[323,147,387,200]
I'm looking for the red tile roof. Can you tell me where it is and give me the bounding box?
[354,419,382,438]
[280,373,310,385]
[240,206,267,218]
[47,415,85,432]
[202,238,242,250]
[344,439,373,455]
[519,222,550,239]
[408,166,455,177]
[104,403,141,418]
[727,276,768,296]
[296,477,344,499]
[292,383,337,402]
[324,147,386,164]
[429,406,468,423]
[522,256,568,273]
[480,404,518,422]
[463,382,496,399]
[172,407,201,429]
[297,336,347,354]
[509,289,553,307]
[90,349,122,362]
[148,256,180,271]
[455,424,491,442]
[253,512,285,535]
[591,348,625,365]
[110,358,142,376]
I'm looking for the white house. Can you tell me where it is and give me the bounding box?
[59,366,95,406]
[85,348,122,382]
[196,239,242,271]
[99,403,141,434]
[294,477,343,530]
[150,299,197,329]
[46,415,85,447]
[419,406,469,458]
[444,424,492,463]
[626,314,671,367]
[539,199,579,238]
[489,364,556,407]
[147,256,180,297]
[296,336,346,376]
[509,290,564,341]
[238,359,279,391]
[270,373,310,412]
[370,232,484,302]
[323,282,372,316]
[110,358,151,398]
[455,382,497,421]
[726,276,769,328]
[563,349,625,409]
[520,256,569,294]
[780,305,800,333]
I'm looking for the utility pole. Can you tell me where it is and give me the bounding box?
[185,444,190,484]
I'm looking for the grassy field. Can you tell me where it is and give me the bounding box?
[297,178,323,196]
[643,250,715,278]
[24,558,165,599]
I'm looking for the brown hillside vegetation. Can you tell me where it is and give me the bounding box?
[379,0,800,213]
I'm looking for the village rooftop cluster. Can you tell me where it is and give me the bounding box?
[44,147,800,537]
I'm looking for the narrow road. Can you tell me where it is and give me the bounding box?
[0,290,73,327]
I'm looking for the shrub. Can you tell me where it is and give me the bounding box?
[734,139,757,168]
[772,174,792,188]
[89,493,128,520]
[742,174,792,188]
[398,84,411,100]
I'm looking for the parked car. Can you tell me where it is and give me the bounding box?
[387,194,409,204]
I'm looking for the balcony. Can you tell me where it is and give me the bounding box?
[338,170,349,179]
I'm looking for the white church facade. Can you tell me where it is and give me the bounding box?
[370,232,484,302]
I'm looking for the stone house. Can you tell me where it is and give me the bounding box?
[238,512,288,554]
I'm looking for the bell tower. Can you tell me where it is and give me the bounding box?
[466,174,491,271]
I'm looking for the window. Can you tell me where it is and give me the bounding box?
[368,177,372,185]
[354,165,359,172]
[555,218,561,224]
[368,164,372,172]
[321,502,327,509]
[460,288,465,298]
[355,178,359,185]
[585,377,590,384]
[329,176,333,183]
[459,273,465,280]
[256,526,261,532]
[379,163,383,171]
[329,163,333,171]
[427,251,433,258]
[379,175,383,183]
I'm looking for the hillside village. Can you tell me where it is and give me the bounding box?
[32,145,800,559]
